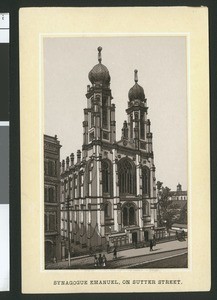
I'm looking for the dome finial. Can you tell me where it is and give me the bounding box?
[97,46,102,63]
[134,69,138,83]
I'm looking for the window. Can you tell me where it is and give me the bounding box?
[45,212,57,232]
[142,201,149,216]
[102,97,108,129]
[91,98,94,127]
[47,160,56,176]
[44,161,48,175]
[48,187,55,202]
[49,213,56,231]
[104,202,112,218]
[142,167,150,196]
[140,112,145,139]
[102,159,112,195]
[48,161,53,176]
[118,158,136,195]
[44,214,48,231]
[44,187,48,202]
[122,203,136,226]
[130,115,133,138]
[77,173,82,198]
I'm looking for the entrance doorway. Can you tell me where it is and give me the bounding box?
[144,230,149,242]
[132,232,137,244]
[45,241,53,262]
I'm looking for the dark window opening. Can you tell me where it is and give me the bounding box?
[122,203,136,226]
[140,112,145,140]
[142,167,150,196]
[118,159,136,195]
[102,160,112,195]
[102,97,108,129]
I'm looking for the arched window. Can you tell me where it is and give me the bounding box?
[142,167,150,196]
[122,203,136,226]
[48,187,55,202]
[104,201,112,218]
[84,160,91,197]
[77,172,82,198]
[102,159,112,196]
[118,158,136,195]
[91,98,94,127]
[140,112,145,140]
[142,201,149,216]
[102,97,108,129]
[130,115,133,139]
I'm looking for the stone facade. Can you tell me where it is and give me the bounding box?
[44,134,62,262]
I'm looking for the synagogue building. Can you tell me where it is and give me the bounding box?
[60,47,158,254]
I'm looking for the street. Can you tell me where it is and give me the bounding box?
[46,239,188,269]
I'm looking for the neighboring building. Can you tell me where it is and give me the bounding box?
[60,47,158,255]
[169,184,187,232]
[169,183,187,201]
[44,134,62,263]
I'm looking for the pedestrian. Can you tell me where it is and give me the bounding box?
[94,255,98,268]
[181,230,185,241]
[113,247,117,259]
[102,254,107,267]
[150,239,153,251]
[98,253,103,267]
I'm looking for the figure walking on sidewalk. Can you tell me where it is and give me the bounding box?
[149,239,154,251]
[113,247,117,259]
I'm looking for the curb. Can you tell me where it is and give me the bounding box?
[123,251,188,269]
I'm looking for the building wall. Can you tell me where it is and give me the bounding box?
[44,135,61,263]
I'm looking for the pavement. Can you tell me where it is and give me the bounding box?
[46,239,188,269]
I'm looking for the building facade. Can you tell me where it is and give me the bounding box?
[60,47,158,254]
[169,183,187,201]
[44,134,62,263]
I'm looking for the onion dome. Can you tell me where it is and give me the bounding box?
[88,47,111,86]
[128,70,145,101]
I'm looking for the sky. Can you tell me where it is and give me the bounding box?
[44,36,187,191]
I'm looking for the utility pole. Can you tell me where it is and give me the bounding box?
[66,195,71,267]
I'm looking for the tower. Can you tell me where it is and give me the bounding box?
[123,69,153,153]
[83,46,116,159]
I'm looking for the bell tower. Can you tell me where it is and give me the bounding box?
[82,47,116,158]
[124,70,153,153]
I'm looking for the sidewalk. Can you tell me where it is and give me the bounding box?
[46,239,187,269]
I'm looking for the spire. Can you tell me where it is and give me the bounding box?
[98,46,102,63]
[128,69,145,101]
[134,69,138,83]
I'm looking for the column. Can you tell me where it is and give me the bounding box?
[112,148,118,231]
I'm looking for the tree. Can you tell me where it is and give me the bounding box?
[178,203,187,224]
[157,181,180,231]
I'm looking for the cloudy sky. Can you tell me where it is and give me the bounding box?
[44,36,187,191]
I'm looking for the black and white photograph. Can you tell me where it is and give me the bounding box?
[43,36,188,270]
[19,6,211,293]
